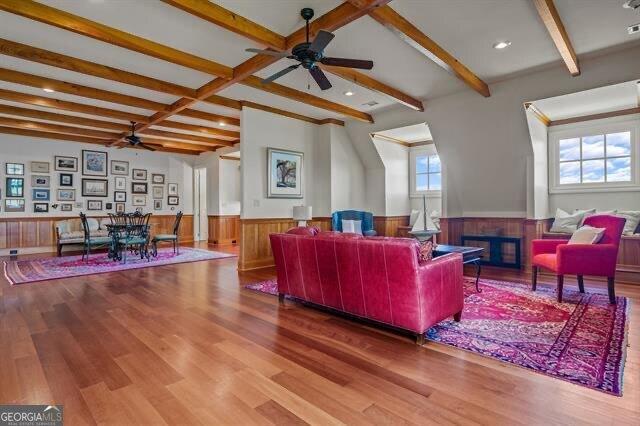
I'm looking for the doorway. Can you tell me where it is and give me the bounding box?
[193,167,208,242]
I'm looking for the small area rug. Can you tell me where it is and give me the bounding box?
[245,277,629,396]
[4,248,235,285]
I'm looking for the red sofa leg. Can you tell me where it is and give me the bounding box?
[531,266,538,291]
[607,277,616,305]
[577,275,585,293]
[278,293,285,306]
[416,334,426,345]
[453,311,462,322]
[557,275,564,303]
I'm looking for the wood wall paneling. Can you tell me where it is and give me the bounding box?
[373,215,410,237]
[207,215,240,245]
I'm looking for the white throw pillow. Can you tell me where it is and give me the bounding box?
[550,208,584,233]
[573,208,596,226]
[342,219,363,235]
[409,210,421,227]
[568,226,606,245]
[617,211,640,235]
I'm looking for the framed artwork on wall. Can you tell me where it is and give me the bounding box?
[114,191,126,202]
[167,196,179,205]
[167,183,178,196]
[132,195,146,206]
[32,189,50,201]
[154,199,162,210]
[33,203,49,213]
[267,148,304,198]
[6,178,24,198]
[82,179,108,197]
[114,176,126,191]
[131,182,148,194]
[111,160,129,175]
[31,161,50,173]
[55,156,78,172]
[151,173,165,184]
[31,175,50,188]
[60,203,73,212]
[59,173,73,187]
[57,189,75,201]
[105,202,113,210]
[87,200,103,211]
[152,186,163,199]
[5,199,25,212]
[132,169,147,180]
[82,150,108,176]
[5,163,24,176]
[115,203,125,213]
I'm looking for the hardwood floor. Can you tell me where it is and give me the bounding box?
[1,244,638,425]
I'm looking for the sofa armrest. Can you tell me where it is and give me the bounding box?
[532,239,568,257]
[557,244,618,276]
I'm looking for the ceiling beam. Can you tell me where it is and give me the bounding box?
[524,102,551,126]
[0,115,117,138]
[220,155,240,161]
[139,128,234,147]
[363,4,490,97]
[532,0,579,76]
[549,107,640,126]
[240,100,343,126]
[0,0,232,78]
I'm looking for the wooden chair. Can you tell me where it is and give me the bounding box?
[80,212,112,262]
[118,213,152,263]
[152,211,183,256]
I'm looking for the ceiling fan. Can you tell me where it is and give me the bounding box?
[124,121,155,151]
[245,8,374,90]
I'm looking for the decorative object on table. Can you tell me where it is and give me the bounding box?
[152,211,183,256]
[131,182,148,194]
[114,176,126,191]
[153,199,162,210]
[30,161,50,173]
[115,203,125,214]
[267,148,303,198]
[105,202,113,210]
[81,178,108,197]
[410,195,440,242]
[151,173,165,184]
[114,191,126,202]
[87,200,103,210]
[331,210,376,236]
[59,173,73,187]
[33,202,48,213]
[60,203,73,212]
[32,188,50,201]
[292,205,312,227]
[82,149,108,176]
[5,162,24,175]
[31,175,50,188]
[6,177,24,198]
[167,195,179,205]
[152,185,163,199]
[54,156,78,172]
[132,195,146,206]
[532,214,625,304]
[110,160,129,175]
[167,183,178,196]
[56,188,75,201]
[132,168,147,180]
[79,212,112,261]
[4,199,25,212]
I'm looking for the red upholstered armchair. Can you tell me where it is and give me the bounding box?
[531,215,626,304]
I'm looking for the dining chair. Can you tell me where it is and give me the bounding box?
[152,211,183,256]
[80,212,112,262]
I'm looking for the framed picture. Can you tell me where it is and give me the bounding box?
[267,148,303,198]
[151,173,165,184]
[114,176,126,191]
[154,199,162,210]
[114,191,126,202]
[5,163,24,176]
[152,186,164,199]
[105,202,113,210]
[60,203,73,212]
[132,169,147,181]
[168,183,178,196]
[87,200,103,210]
[82,150,108,176]
[31,161,50,173]
[74,202,83,209]
[6,178,24,198]
[115,203,125,214]
[5,199,25,212]
[59,173,73,187]
[33,203,49,213]
[31,175,50,188]
[132,195,146,206]
[167,196,179,205]
[110,160,129,175]
[82,178,108,197]
[55,156,78,172]
[57,189,75,201]
[32,189,50,201]
[131,182,148,194]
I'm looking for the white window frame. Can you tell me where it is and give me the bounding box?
[410,146,442,198]
[548,117,640,194]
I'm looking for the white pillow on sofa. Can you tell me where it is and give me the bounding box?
[550,208,584,233]
[568,226,606,245]
[617,211,640,235]
[573,208,596,226]
[342,219,363,235]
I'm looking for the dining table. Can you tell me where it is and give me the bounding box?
[104,222,151,262]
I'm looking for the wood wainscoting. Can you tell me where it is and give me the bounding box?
[373,215,410,238]
[207,215,240,245]
[0,214,193,256]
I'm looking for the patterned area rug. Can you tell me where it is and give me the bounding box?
[3,248,236,285]
[245,277,629,396]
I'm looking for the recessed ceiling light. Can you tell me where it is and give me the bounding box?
[493,41,512,50]
[43,88,55,93]
[218,121,226,127]
[344,91,354,96]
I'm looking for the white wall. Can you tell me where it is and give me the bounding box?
[372,137,410,216]
[330,125,366,212]
[0,134,194,218]
[219,158,241,215]
[526,110,550,219]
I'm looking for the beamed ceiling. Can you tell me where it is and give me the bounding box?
[0,0,637,155]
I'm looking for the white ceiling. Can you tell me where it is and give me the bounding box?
[0,0,637,137]
[376,122,432,142]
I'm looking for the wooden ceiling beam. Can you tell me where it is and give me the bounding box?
[139,128,234,147]
[0,115,119,139]
[549,107,640,127]
[524,102,551,126]
[363,4,490,97]
[137,137,217,152]
[532,0,579,76]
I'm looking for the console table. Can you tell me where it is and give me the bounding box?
[460,235,521,269]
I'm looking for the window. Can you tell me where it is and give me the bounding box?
[410,148,441,196]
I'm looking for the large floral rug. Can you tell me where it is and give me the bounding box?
[3,248,236,285]
[245,277,629,396]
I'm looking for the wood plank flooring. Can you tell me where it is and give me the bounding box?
[0,244,638,425]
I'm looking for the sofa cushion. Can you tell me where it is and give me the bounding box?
[87,218,100,232]
[90,230,109,238]
[286,226,319,236]
[60,231,85,241]
[342,219,362,235]
[550,208,584,233]
[617,211,640,235]
[533,253,557,271]
[317,231,363,239]
[100,218,111,230]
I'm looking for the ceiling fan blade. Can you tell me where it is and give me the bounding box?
[245,48,289,57]
[309,30,335,53]
[139,143,156,152]
[261,64,300,84]
[321,57,373,70]
[309,66,332,91]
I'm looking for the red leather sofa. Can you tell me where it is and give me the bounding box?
[269,227,464,344]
